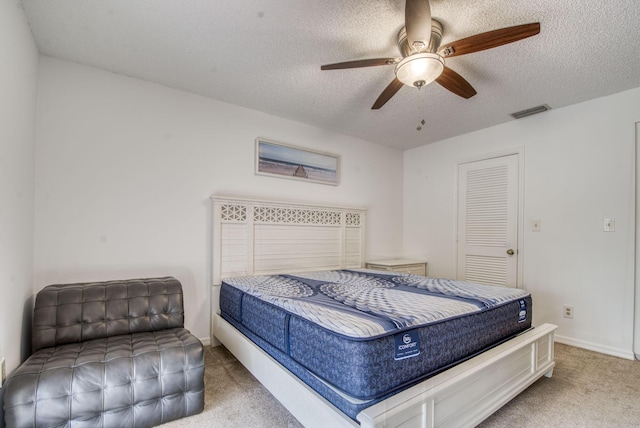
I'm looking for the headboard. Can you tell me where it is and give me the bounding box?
[211,196,367,286]
[210,196,367,344]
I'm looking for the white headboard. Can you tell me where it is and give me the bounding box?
[211,196,367,286]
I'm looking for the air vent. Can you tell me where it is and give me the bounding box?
[510,104,551,119]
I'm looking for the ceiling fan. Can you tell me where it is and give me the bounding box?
[321,0,540,109]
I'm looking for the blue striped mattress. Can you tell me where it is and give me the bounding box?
[220,269,532,419]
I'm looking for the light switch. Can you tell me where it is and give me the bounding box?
[603,218,615,232]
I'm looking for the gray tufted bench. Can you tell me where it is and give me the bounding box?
[3,277,204,428]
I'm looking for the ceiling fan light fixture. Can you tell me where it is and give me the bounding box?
[395,53,444,88]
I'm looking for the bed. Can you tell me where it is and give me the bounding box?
[210,196,556,428]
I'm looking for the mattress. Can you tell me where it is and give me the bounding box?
[220,269,532,418]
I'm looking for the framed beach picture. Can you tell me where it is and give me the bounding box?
[255,138,340,185]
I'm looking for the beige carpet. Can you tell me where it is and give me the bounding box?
[163,342,640,428]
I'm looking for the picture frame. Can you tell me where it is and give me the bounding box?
[255,138,340,186]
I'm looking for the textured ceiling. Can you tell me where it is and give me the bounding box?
[20,0,640,150]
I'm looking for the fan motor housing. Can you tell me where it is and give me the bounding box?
[398,19,443,56]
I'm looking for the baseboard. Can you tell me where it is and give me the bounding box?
[199,336,211,347]
[555,334,635,360]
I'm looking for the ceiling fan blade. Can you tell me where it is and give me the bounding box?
[405,0,432,52]
[435,66,477,99]
[372,78,404,109]
[321,58,399,70]
[438,23,540,58]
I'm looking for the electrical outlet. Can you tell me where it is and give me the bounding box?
[1,357,5,387]
[563,305,574,319]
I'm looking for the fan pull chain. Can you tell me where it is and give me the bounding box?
[416,81,428,131]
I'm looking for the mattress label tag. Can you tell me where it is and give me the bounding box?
[518,299,527,323]
[394,330,420,360]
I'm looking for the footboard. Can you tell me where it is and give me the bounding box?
[357,323,556,428]
[213,310,555,428]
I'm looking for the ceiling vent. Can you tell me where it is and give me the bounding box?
[510,104,551,119]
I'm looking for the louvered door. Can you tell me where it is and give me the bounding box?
[457,154,519,287]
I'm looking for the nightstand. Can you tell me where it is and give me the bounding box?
[365,259,427,276]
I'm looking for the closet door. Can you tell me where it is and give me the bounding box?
[457,154,519,287]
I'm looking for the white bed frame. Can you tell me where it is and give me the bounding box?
[210,195,556,428]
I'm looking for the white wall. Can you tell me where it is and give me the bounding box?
[34,57,404,342]
[404,88,640,358]
[0,0,38,387]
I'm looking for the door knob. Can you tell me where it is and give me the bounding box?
[506,249,515,256]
